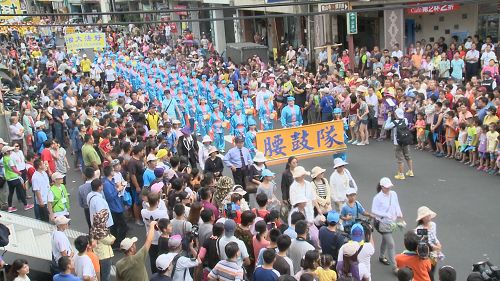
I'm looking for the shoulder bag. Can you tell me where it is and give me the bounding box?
[374,194,393,234]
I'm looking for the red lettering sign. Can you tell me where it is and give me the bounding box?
[407,3,460,14]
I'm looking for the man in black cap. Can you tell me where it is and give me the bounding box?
[223,137,252,199]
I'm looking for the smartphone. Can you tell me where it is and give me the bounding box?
[266,222,276,230]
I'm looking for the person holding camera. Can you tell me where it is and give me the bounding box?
[167,235,201,281]
[395,231,432,281]
[415,206,443,281]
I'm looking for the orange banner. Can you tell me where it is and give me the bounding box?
[256,120,346,165]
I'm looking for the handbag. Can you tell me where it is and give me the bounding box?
[122,190,132,206]
[374,194,394,234]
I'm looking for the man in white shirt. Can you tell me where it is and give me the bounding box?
[481,44,497,67]
[87,179,114,228]
[52,216,74,264]
[285,45,296,63]
[465,43,480,79]
[141,192,168,273]
[217,219,250,267]
[73,235,97,281]
[32,159,51,222]
[391,43,403,60]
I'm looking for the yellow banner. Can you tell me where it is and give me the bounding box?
[0,0,23,19]
[256,120,346,165]
[64,32,105,50]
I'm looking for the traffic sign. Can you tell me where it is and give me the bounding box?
[347,12,358,35]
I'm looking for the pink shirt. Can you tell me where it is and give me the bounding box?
[482,65,499,76]
[252,235,270,261]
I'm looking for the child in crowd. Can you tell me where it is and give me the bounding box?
[477,125,489,171]
[486,124,499,174]
[456,122,467,160]
[415,112,426,150]
[315,254,337,281]
[444,110,458,158]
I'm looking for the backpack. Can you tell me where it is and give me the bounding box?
[393,119,412,146]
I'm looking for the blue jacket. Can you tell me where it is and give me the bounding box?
[102,178,124,213]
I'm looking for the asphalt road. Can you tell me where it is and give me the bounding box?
[35,138,496,281]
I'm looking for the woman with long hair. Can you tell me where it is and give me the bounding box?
[281,156,298,207]
[187,201,203,226]
[8,259,30,281]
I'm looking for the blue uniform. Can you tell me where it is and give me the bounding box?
[259,101,276,130]
[230,112,247,138]
[280,105,303,128]
[197,103,212,137]
[211,109,227,152]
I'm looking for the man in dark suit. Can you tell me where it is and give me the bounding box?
[177,126,199,168]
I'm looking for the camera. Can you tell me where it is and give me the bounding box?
[417,228,428,236]
[473,260,500,281]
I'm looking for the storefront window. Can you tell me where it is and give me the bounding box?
[477,3,499,42]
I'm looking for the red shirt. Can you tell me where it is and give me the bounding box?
[99,139,111,154]
[41,148,55,173]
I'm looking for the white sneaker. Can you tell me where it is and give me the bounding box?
[356,142,365,146]
[352,140,359,145]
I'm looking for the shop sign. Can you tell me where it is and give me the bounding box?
[346,12,357,35]
[0,0,22,19]
[174,5,187,16]
[319,2,350,12]
[407,4,459,14]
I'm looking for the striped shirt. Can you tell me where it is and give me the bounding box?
[208,260,244,281]
[314,180,327,199]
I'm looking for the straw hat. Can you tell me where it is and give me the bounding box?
[208,146,219,155]
[416,206,436,222]
[311,166,326,178]
[202,135,212,143]
[253,151,267,163]
[292,166,310,178]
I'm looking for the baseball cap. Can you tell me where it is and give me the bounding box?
[51,172,65,181]
[0,138,7,145]
[379,177,394,188]
[168,235,182,248]
[146,154,158,162]
[326,211,340,224]
[111,159,120,166]
[346,188,357,196]
[120,237,138,251]
[54,216,71,226]
[350,223,364,242]
[156,253,176,271]
[224,219,236,236]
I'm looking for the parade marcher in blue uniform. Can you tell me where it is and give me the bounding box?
[230,106,247,139]
[225,83,241,116]
[162,89,180,120]
[174,88,187,127]
[259,94,276,131]
[280,96,303,128]
[210,102,227,152]
[206,78,217,103]
[199,75,209,98]
[186,92,200,132]
[197,96,212,137]
[241,90,255,125]
[245,118,258,158]
[332,107,348,161]
[216,80,228,100]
